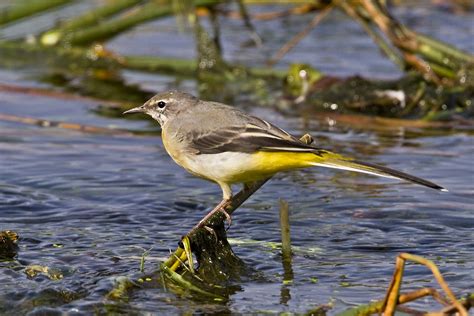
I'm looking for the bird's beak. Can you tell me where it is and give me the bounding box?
[123,105,145,115]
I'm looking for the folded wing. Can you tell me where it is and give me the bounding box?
[189,116,446,191]
[190,116,321,154]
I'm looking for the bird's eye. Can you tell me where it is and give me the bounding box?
[157,101,166,108]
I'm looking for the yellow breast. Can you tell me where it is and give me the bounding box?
[161,129,188,168]
[161,129,316,185]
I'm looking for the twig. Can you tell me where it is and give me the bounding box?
[61,0,221,46]
[354,0,466,82]
[41,0,142,45]
[221,4,318,21]
[0,0,72,26]
[439,294,474,315]
[381,253,467,316]
[170,250,187,272]
[267,5,333,66]
[0,83,122,107]
[339,287,465,316]
[181,236,195,273]
[416,33,474,64]
[400,81,426,116]
[139,247,153,273]
[382,252,405,315]
[0,113,132,136]
[339,2,405,69]
[402,51,443,84]
[208,5,223,54]
[279,199,292,259]
[236,0,263,47]
[160,264,226,299]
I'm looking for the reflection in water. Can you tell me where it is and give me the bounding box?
[280,257,294,305]
[279,199,294,305]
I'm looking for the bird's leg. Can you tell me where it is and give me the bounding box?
[219,183,233,229]
[195,198,232,232]
[219,199,233,230]
[194,182,234,232]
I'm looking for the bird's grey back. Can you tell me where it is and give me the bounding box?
[166,100,253,136]
[163,98,306,152]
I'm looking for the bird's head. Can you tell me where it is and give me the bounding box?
[123,90,198,125]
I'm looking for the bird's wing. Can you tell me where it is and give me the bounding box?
[189,116,321,154]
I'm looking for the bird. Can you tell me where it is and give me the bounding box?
[124,91,446,221]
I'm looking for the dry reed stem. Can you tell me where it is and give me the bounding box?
[382,252,467,316]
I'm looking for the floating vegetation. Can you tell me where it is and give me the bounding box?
[0,230,18,260]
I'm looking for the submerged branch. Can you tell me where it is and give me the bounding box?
[0,0,73,26]
[236,0,263,47]
[56,0,221,46]
[0,82,122,106]
[0,113,132,136]
[41,0,142,45]
[339,2,405,69]
[267,5,333,66]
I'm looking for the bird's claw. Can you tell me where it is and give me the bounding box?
[221,209,232,230]
[204,225,217,239]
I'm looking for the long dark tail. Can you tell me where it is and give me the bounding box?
[310,150,447,191]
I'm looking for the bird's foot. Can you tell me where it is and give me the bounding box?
[214,198,232,230]
[194,198,232,232]
[221,208,232,230]
[203,225,218,239]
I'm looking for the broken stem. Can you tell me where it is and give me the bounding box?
[267,5,333,66]
[279,199,292,259]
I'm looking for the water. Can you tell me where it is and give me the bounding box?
[1,1,473,314]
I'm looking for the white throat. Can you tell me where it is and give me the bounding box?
[149,112,166,126]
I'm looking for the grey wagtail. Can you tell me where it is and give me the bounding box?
[124,91,446,206]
